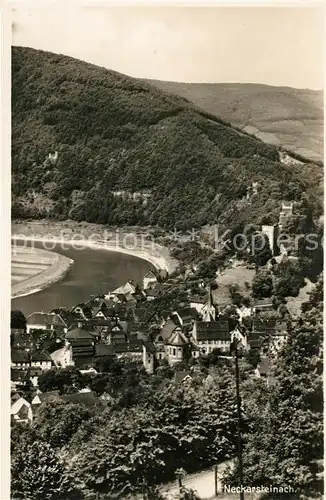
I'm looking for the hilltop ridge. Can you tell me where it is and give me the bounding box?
[145,80,323,162]
[12,47,323,230]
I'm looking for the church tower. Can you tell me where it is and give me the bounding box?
[201,284,217,322]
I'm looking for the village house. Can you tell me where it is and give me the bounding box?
[50,308,80,328]
[93,305,116,321]
[230,324,248,349]
[11,369,26,391]
[11,330,34,350]
[142,341,157,374]
[143,315,236,372]
[155,317,179,344]
[110,293,129,305]
[86,318,112,340]
[11,349,30,370]
[128,322,148,341]
[143,283,165,301]
[11,367,41,392]
[113,337,143,361]
[157,310,171,328]
[85,296,109,313]
[236,304,254,322]
[30,350,53,371]
[31,391,61,408]
[170,307,199,331]
[65,322,97,361]
[191,320,231,355]
[247,332,265,353]
[189,295,207,314]
[112,281,137,296]
[26,312,68,334]
[252,317,277,336]
[165,327,190,366]
[252,300,275,314]
[269,323,288,354]
[11,347,53,371]
[107,322,127,345]
[143,270,159,290]
[143,324,191,372]
[11,396,33,424]
[70,304,93,321]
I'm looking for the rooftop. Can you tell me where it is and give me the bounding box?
[194,320,230,341]
[60,391,102,408]
[167,328,189,346]
[160,318,179,341]
[11,349,30,364]
[27,312,67,327]
[66,326,96,341]
[30,350,52,363]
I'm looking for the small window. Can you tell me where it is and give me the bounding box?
[173,348,176,356]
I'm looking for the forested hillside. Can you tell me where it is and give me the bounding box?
[12,47,322,229]
[146,80,323,162]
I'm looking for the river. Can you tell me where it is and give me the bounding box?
[11,241,153,316]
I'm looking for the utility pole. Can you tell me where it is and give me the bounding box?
[231,339,244,500]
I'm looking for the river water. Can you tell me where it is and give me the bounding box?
[11,241,152,316]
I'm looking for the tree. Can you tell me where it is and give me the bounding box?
[66,406,167,497]
[248,232,272,267]
[93,355,122,374]
[274,272,303,298]
[252,270,273,299]
[33,401,94,448]
[19,370,34,402]
[301,274,323,313]
[225,305,323,497]
[178,487,202,500]
[11,440,72,499]
[38,367,87,395]
[11,310,26,330]
[245,349,261,368]
[66,378,238,497]
[229,284,243,306]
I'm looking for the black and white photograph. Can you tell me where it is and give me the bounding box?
[5,2,324,499]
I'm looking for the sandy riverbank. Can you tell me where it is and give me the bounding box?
[12,220,178,274]
[11,246,74,299]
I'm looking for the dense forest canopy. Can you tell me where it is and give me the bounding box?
[12,47,323,229]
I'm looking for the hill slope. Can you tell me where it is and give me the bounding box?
[145,81,323,162]
[12,47,322,230]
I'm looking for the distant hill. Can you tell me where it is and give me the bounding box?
[12,47,323,230]
[145,81,323,162]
